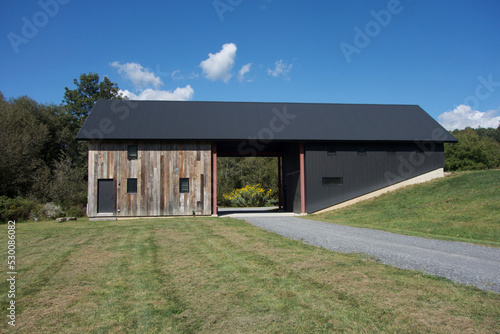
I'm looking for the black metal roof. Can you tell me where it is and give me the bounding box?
[76,100,457,142]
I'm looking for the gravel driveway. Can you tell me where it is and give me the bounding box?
[242,216,500,293]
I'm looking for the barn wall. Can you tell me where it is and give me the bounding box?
[304,142,445,213]
[88,141,212,217]
[281,142,302,213]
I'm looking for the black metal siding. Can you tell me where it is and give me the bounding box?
[281,143,302,213]
[304,142,445,213]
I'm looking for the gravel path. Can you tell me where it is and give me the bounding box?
[242,216,500,293]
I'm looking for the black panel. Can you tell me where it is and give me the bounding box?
[305,142,445,213]
[127,178,137,194]
[180,178,189,193]
[127,145,138,160]
[98,179,114,213]
[281,143,301,213]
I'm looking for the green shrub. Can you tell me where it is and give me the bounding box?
[445,128,500,171]
[64,204,86,217]
[0,196,37,222]
[222,184,277,207]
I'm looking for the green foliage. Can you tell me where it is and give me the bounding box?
[217,157,279,206]
[49,158,87,208]
[0,73,122,217]
[445,128,500,171]
[63,72,122,123]
[0,96,57,197]
[476,126,500,143]
[222,184,277,207]
[0,196,37,222]
[64,204,86,218]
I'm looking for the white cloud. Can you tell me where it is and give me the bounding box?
[438,104,500,130]
[267,59,292,79]
[238,63,252,82]
[119,85,194,101]
[110,61,163,89]
[199,43,237,83]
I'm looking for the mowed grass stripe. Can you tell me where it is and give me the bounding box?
[157,219,352,332]
[153,218,498,332]
[89,225,191,333]
[12,226,112,331]
[210,220,498,332]
[1,218,498,333]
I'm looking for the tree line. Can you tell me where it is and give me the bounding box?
[0,73,121,221]
[444,126,500,171]
[0,72,499,221]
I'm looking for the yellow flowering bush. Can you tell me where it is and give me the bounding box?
[222,184,277,207]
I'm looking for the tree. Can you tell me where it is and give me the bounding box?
[63,72,122,123]
[62,73,124,183]
[445,128,500,171]
[476,125,500,144]
[0,95,51,197]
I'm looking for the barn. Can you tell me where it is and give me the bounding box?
[76,100,457,218]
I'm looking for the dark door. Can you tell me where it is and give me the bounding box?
[98,179,114,214]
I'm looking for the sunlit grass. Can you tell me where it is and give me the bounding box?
[312,170,500,247]
[0,217,498,333]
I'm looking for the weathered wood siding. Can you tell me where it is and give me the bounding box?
[88,141,212,217]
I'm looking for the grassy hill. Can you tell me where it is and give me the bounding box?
[311,170,500,247]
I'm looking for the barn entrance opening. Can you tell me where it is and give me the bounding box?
[213,141,303,216]
[216,156,282,216]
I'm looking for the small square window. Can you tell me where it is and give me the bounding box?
[127,178,137,194]
[357,147,366,156]
[180,178,189,193]
[128,145,138,160]
[322,177,343,186]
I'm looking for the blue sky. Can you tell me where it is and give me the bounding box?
[1,0,499,130]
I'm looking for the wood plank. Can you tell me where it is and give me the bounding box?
[88,140,213,217]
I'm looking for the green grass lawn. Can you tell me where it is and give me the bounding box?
[1,217,499,333]
[311,170,500,247]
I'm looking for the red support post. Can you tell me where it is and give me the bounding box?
[212,142,217,216]
[278,155,282,210]
[299,142,306,214]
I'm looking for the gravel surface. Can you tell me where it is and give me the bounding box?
[242,216,500,293]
